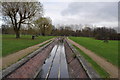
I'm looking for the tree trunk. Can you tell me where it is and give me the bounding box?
[15,30,20,38]
[42,33,45,36]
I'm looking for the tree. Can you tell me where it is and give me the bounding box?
[2,2,43,38]
[34,17,53,36]
[2,24,15,34]
[93,27,118,40]
[82,27,93,37]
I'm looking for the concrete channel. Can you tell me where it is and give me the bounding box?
[2,37,100,79]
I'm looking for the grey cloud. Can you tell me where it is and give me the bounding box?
[61,2,118,26]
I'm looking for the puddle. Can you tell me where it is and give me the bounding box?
[36,43,69,79]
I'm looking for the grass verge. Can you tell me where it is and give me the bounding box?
[73,45,110,78]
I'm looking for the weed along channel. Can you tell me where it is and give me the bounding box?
[2,37,100,79]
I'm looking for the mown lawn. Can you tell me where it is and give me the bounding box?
[69,37,119,67]
[2,34,54,57]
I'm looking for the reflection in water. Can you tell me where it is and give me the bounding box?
[36,43,69,79]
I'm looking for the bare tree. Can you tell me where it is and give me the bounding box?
[2,2,43,38]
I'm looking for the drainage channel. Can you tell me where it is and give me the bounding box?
[36,42,69,79]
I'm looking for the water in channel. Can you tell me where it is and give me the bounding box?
[36,43,69,79]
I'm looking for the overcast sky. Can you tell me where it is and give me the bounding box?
[41,1,119,27]
[0,0,119,28]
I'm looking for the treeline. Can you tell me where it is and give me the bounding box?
[1,24,52,36]
[51,26,119,40]
[2,24,119,40]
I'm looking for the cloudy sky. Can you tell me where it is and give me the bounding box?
[40,0,119,27]
[0,0,119,28]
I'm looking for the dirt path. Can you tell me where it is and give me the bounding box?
[0,38,54,69]
[67,38,119,78]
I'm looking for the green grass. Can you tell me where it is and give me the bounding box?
[2,34,54,57]
[73,45,109,78]
[69,37,119,67]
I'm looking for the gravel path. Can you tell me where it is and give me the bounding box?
[68,38,119,78]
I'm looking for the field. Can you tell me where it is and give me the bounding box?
[69,37,119,67]
[2,34,54,57]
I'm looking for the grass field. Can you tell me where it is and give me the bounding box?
[69,37,119,67]
[2,34,54,57]
[73,45,109,78]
